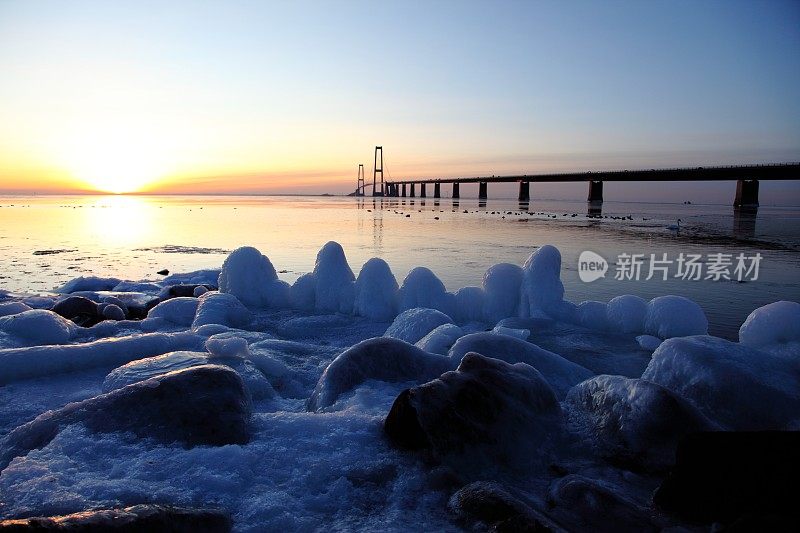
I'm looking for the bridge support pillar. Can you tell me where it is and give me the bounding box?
[518,181,530,202]
[410,183,416,197]
[587,180,603,203]
[479,181,488,199]
[420,183,427,198]
[434,183,441,198]
[401,183,406,197]
[734,179,759,207]
[452,183,460,199]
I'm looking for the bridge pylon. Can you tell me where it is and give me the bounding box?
[373,146,384,197]
[356,164,365,196]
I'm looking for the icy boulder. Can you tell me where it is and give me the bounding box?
[289,273,316,311]
[519,245,565,317]
[384,353,563,474]
[192,292,252,329]
[397,267,455,317]
[102,351,210,392]
[739,301,800,349]
[645,295,708,339]
[491,325,530,340]
[482,263,523,322]
[416,323,465,355]
[307,337,450,411]
[566,375,717,471]
[454,286,485,323]
[218,246,288,308]
[56,276,121,294]
[0,365,251,469]
[575,301,610,331]
[642,335,800,430]
[353,258,398,321]
[313,241,356,313]
[0,301,32,317]
[448,481,559,532]
[147,297,199,327]
[606,295,648,334]
[384,308,454,344]
[636,335,663,351]
[0,309,74,346]
[205,335,249,358]
[448,332,592,398]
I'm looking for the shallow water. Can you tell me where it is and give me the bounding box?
[1,194,799,338]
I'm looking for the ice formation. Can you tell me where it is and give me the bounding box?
[147,297,199,327]
[644,295,708,338]
[383,307,454,344]
[453,286,485,323]
[738,300,800,348]
[575,300,610,331]
[57,276,122,294]
[606,295,648,334]
[519,245,564,317]
[415,323,465,355]
[353,258,398,321]
[397,267,455,317]
[482,263,523,322]
[0,309,74,346]
[218,246,289,308]
[312,241,356,313]
[0,302,31,317]
[192,292,252,329]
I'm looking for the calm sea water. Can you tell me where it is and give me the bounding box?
[1,194,799,339]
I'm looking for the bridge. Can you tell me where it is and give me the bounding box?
[352,147,798,207]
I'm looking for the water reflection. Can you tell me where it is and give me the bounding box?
[83,196,154,246]
[733,206,758,238]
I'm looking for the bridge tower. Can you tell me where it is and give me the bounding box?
[356,164,365,196]
[373,146,384,197]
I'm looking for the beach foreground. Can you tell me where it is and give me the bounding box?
[0,242,798,531]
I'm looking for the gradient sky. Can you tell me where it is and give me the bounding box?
[1,0,799,202]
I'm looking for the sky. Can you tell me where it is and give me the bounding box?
[1,0,799,202]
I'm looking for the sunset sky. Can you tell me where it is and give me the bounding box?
[1,0,799,201]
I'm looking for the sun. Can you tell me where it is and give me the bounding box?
[60,122,169,194]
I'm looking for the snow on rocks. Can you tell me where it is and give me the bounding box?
[56,276,122,294]
[353,258,398,321]
[205,335,249,358]
[397,267,455,317]
[307,337,450,411]
[606,295,648,334]
[218,246,289,308]
[312,241,356,313]
[289,273,317,311]
[415,323,465,355]
[565,375,718,471]
[102,351,210,392]
[454,286,485,323]
[147,297,199,327]
[384,353,563,474]
[482,263,523,322]
[0,365,251,469]
[575,300,610,331]
[0,301,32,317]
[644,295,708,339]
[191,292,252,329]
[636,335,662,351]
[642,335,800,430]
[0,309,74,346]
[738,300,800,349]
[101,304,126,321]
[383,308,454,344]
[448,332,593,398]
[519,245,565,318]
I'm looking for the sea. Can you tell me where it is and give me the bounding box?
[1,194,799,339]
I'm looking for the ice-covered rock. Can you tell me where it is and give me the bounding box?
[642,335,800,430]
[482,263,523,322]
[384,308,454,344]
[51,295,101,326]
[0,310,74,346]
[147,297,199,327]
[192,292,252,329]
[313,241,356,313]
[307,337,449,411]
[636,335,662,351]
[353,258,398,321]
[0,365,251,469]
[576,301,610,331]
[448,481,559,532]
[644,295,708,338]
[102,351,210,392]
[218,246,288,308]
[161,269,221,288]
[739,300,800,349]
[397,267,455,317]
[415,323,465,355]
[519,245,564,318]
[56,276,121,294]
[101,304,126,321]
[384,353,563,474]
[490,325,530,340]
[448,332,593,398]
[606,295,647,334]
[193,285,209,297]
[453,286,485,323]
[289,273,317,311]
[566,375,718,471]
[205,335,249,358]
[0,301,32,317]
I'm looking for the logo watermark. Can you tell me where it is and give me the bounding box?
[578,251,762,282]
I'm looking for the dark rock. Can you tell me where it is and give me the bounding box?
[51,296,101,326]
[384,353,563,474]
[169,284,216,298]
[307,337,450,411]
[0,504,230,532]
[1,365,251,469]
[653,431,800,526]
[157,268,170,275]
[449,481,562,532]
[547,475,659,532]
[565,375,718,472]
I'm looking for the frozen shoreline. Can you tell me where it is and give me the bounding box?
[0,242,798,531]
